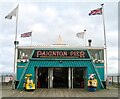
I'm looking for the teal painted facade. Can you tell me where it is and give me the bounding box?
[95,63,104,81]
[17,62,27,80]
[17,67,25,81]
[16,48,105,90]
[96,68,104,81]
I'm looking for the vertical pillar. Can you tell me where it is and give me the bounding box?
[68,67,71,89]
[117,76,119,86]
[48,68,50,88]
[35,67,38,88]
[15,47,18,80]
[72,68,74,89]
[112,76,113,85]
[2,75,3,85]
[49,68,53,88]
[48,68,49,88]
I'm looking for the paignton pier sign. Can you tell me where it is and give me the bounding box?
[32,50,90,58]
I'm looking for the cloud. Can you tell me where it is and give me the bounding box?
[29,23,47,33]
[109,56,118,61]
[0,2,118,75]
[108,60,118,74]
[107,31,118,47]
[43,7,58,21]
[0,47,14,74]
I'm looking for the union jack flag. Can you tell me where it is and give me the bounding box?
[89,7,102,16]
[21,32,32,38]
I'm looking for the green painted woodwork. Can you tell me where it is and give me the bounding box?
[17,59,104,90]
[17,68,25,81]
[17,49,104,90]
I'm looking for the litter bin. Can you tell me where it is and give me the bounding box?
[102,81,106,89]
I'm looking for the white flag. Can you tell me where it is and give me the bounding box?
[5,5,18,19]
[76,32,84,38]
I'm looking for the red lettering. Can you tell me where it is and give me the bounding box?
[79,51,85,58]
[36,50,86,58]
[70,51,78,56]
[52,51,56,56]
[37,51,41,57]
[56,51,59,56]
[70,51,74,56]
[62,51,67,56]
[37,51,46,57]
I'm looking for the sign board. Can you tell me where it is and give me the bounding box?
[32,50,90,59]
[108,77,112,82]
[5,77,10,82]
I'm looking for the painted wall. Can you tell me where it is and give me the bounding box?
[17,60,104,90]
[17,62,27,80]
[95,63,104,81]
[16,49,105,90]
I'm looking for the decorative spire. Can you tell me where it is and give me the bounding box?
[56,34,64,44]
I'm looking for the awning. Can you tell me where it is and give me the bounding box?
[28,60,92,67]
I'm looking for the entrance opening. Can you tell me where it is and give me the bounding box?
[53,67,68,88]
[37,67,48,88]
[73,67,86,88]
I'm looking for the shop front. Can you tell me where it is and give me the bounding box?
[35,67,86,89]
[17,48,104,90]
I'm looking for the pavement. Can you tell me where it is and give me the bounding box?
[0,85,119,98]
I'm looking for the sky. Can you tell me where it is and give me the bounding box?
[0,0,119,75]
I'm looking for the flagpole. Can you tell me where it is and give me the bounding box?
[31,31,32,46]
[12,5,19,90]
[101,4,108,87]
[84,30,86,46]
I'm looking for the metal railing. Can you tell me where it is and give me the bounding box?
[107,76,120,87]
[0,75,119,88]
[0,75,13,85]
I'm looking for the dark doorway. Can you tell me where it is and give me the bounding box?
[73,68,86,88]
[53,67,68,88]
[37,67,48,88]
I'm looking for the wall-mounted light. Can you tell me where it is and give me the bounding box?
[60,61,62,63]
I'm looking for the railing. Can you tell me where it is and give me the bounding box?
[107,76,120,87]
[0,75,119,88]
[0,75,13,85]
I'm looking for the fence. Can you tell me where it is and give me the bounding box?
[0,75,120,87]
[107,76,120,87]
[0,75,13,85]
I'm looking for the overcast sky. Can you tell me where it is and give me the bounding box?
[0,0,119,75]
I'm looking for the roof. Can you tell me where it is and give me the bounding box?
[17,45,104,50]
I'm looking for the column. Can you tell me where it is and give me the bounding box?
[72,68,74,89]
[15,48,18,80]
[35,67,38,88]
[48,68,50,88]
[68,67,71,89]
[49,68,53,88]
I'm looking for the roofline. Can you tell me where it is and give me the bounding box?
[17,45,104,50]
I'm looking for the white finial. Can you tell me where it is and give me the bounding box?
[56,34,64,44]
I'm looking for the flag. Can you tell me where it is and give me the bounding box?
[5,5,18,19]
[21,32,32,38]
[89,7,102,16]
[76,32,84,38]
